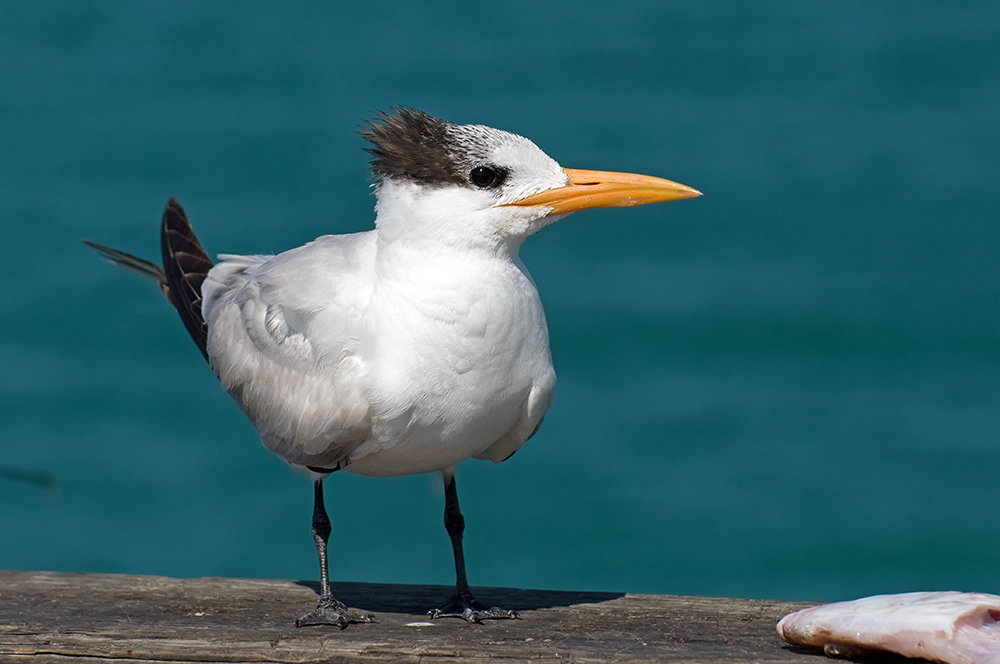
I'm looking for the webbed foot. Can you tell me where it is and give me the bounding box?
[428,589,519,623]
[296,597,375,628]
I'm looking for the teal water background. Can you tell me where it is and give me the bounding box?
[2,2,998,603]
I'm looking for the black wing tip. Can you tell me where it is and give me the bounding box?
[160,197,213,364]
[161,196,191,231]
[165,196,184,214]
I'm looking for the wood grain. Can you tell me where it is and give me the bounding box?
[0,570,829,663]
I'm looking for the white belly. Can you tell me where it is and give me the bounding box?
[343,254,553,476]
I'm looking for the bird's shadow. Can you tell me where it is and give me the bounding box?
[295,580,624,614]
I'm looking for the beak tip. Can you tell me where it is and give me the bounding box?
[659,184,702,203]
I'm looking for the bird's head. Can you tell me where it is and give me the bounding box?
[361,109,700,254]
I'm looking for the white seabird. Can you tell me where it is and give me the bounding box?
[87,108,701,627]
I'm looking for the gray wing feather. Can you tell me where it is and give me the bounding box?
[202,233,377,470]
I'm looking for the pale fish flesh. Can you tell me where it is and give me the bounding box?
[777,591,1000,664]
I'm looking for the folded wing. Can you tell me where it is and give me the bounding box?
[202,233,378,470]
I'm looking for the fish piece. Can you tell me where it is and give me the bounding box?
[777,591,1000,664]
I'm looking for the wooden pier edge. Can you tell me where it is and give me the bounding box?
[0,570,829,663]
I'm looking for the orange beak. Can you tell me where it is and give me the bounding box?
[505,168,701,216]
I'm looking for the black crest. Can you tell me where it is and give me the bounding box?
[361,109,475,187]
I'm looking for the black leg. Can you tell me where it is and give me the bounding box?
[295,479,374,628]
[445,471,470,592]
[428,473,518,622]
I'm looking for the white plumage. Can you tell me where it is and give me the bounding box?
[87,109,700,626]
[202,233,555,475]
[202,142,565,477]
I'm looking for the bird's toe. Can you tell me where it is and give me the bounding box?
[296,598,375,628]
[428,590,519,622]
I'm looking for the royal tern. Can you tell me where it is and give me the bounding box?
[86,109,700,627]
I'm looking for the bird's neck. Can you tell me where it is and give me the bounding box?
[369,185,536,312]
[372,180,526,260]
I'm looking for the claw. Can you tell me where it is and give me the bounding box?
[429,589,519,623]
[296,598,375,628]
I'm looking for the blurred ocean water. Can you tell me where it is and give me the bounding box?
[1,1,998,603]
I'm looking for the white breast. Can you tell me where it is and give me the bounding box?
[201,232,555,478]
[347,247,555,476]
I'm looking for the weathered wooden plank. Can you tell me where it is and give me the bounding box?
[0,570,828,663]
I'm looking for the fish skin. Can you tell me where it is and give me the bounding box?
[777,591,1000,664]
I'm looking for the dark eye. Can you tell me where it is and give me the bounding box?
[470,166,497,188]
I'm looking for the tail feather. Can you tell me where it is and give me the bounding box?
[160,198,213,363]
[85,198,214,364]
[83,240,167,284]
